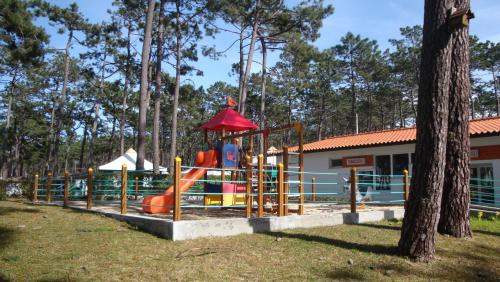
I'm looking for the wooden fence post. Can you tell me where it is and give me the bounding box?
[350,167,357,213]
[283,146,289,216]
[33,174,39,202]
[121,164,128,214]
[298,124,304,215]
[134,176,139,200]
[47,171,52,204]
[245,155,252,218]
[257,154,264,218]
[311,177,316,202]
[63,171,69,207]
[87,168,93,210]
[403,169,409,204]
[173,156,182,221]
[278,162,284,216]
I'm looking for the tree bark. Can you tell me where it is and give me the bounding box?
[88,102,100,167]
[239,0,260,116]
[120,20,132,155]
[137,0,156,170]
[107,116,117,162]
[53,29,73,172]
[169,0,182,172]
[398,0,453,262]
[438,0,472,238]
[153,0,166,174]
[238,26,245,111]
[79,122,88,169]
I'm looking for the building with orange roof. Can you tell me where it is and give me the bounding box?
[281,117,500,206]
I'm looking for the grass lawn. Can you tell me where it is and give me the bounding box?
[1,199,499,281]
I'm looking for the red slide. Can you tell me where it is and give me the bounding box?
[142,149,218,214]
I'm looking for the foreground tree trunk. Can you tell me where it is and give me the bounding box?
[136,0,156,170]
[153,0,166,174]
[438,0,472,238]
[398,0,453,262]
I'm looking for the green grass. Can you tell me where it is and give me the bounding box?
[1,199,499,281]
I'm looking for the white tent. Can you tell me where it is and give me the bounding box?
[98,148,168,172]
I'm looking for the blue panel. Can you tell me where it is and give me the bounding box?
[223,144,239,168]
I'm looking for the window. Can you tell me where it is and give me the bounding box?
[411,153,415,164]
[358,171,373,196]
[329,159,343,168]
[375,155,391,190]
[393,153,409,174]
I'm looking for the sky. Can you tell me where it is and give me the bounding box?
[39,0,500,89]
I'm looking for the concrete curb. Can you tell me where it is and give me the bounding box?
[36,202,404,241]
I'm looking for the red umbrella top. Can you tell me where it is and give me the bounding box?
[200,107,259,132]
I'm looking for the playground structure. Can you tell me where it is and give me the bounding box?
[142,106,306,217]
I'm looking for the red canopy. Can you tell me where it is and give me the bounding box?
[200,107,259,132]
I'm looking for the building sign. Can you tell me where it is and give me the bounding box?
[342,155,373,167]
[346,158,366,166]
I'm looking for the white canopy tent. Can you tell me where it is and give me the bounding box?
[98,148,168,173]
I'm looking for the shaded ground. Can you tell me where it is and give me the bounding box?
[0,199,499,281]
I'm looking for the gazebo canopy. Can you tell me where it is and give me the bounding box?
[98,148,168,172]
[200,107,259,132]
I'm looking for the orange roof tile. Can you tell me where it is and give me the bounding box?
[290,117,500,153]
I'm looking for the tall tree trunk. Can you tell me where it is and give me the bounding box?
[438,0,472,238]
[79,122,88,169]
[88,102,100,167]
[107,116,117,162]
[349,54,356,133]
[53,29,73,172]
[492,68,499,116]
[239,0,260,116]
[169,0,182,172]
[153,0,166,174]
[136,0,156,170]
[259,34,266,153]
[64,132,74,172]
[120,20,132,155]
[317,95,325,140]
[89,41,108,168]
[398,0,453,262]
